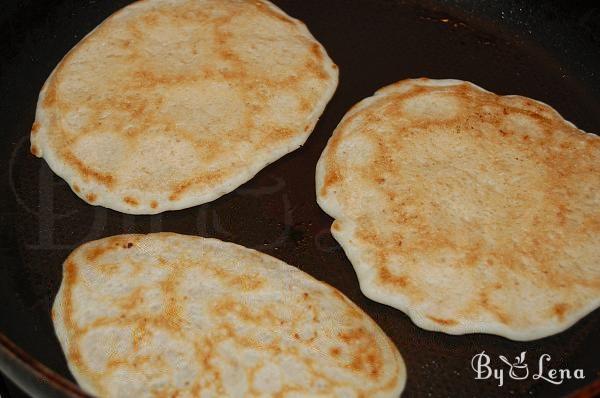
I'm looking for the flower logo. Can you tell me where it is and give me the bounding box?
[499,351,529,380]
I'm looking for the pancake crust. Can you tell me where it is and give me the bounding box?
[52,233,406,397]
[31,0,338,214]
[316,78,600,341]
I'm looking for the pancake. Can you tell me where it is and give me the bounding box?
[52,233,406,397]
[316,78,600,341]
[31,0,338,214]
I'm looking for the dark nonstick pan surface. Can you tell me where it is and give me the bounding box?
[1,1,599,397]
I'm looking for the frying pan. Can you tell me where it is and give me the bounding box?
[1,0,599,397]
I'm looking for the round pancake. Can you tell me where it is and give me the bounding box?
[31,0,338,214]
[52,233,406,397]
[316,78,600,341]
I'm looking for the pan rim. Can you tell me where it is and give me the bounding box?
[1,0,599,396]
[0,333,89,397]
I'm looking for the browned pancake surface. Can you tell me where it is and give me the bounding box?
[32,0,338,214]
[317,78,600,340]
[53,233,406,397]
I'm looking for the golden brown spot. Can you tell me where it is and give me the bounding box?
[61,261,83,380]
[349,354,363,371]
[464,242,483,267]
[320,169,340,196]
[553,303,568,320]
[331,221,341,232]
[141,13,159,27]
[480,293,511,324]
[356,227,383,248]
[106,358,128,371]
[123,196,139,206]
[132,319,150,352]
[86,244,113,262]
[217,48,236,62]
[68,348,83,367]
[86,193,97,203]
[366,353,381,377]
[214,29,230,46]
[270,127,295,140]
[43,84,57,107]
[133,69,196,87]
[73,184,81,193]
[300,99,311,113]
[310,43,323,61]
[330,347,341,357]
[31,122,40,134]
[169,171,224,201]
[378,268,407,288]
[227,275,264,291]
[30,145,39,156]
[150,200,158,209]
[63,152,114,187]
[338,327,383,380]
[210,299,267,326]
[338,327,366,344]
[427,316,458,326]
[305,60,329,80]
[100,263,119,275]
[119,289,145,312]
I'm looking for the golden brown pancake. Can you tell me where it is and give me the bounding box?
[316,78,600,341]
[52,233,406,397]
[31,0,338,214]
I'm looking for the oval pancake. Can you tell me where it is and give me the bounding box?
[52,233,406,397]
[316,78,600,341]
[31,0,338,214]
